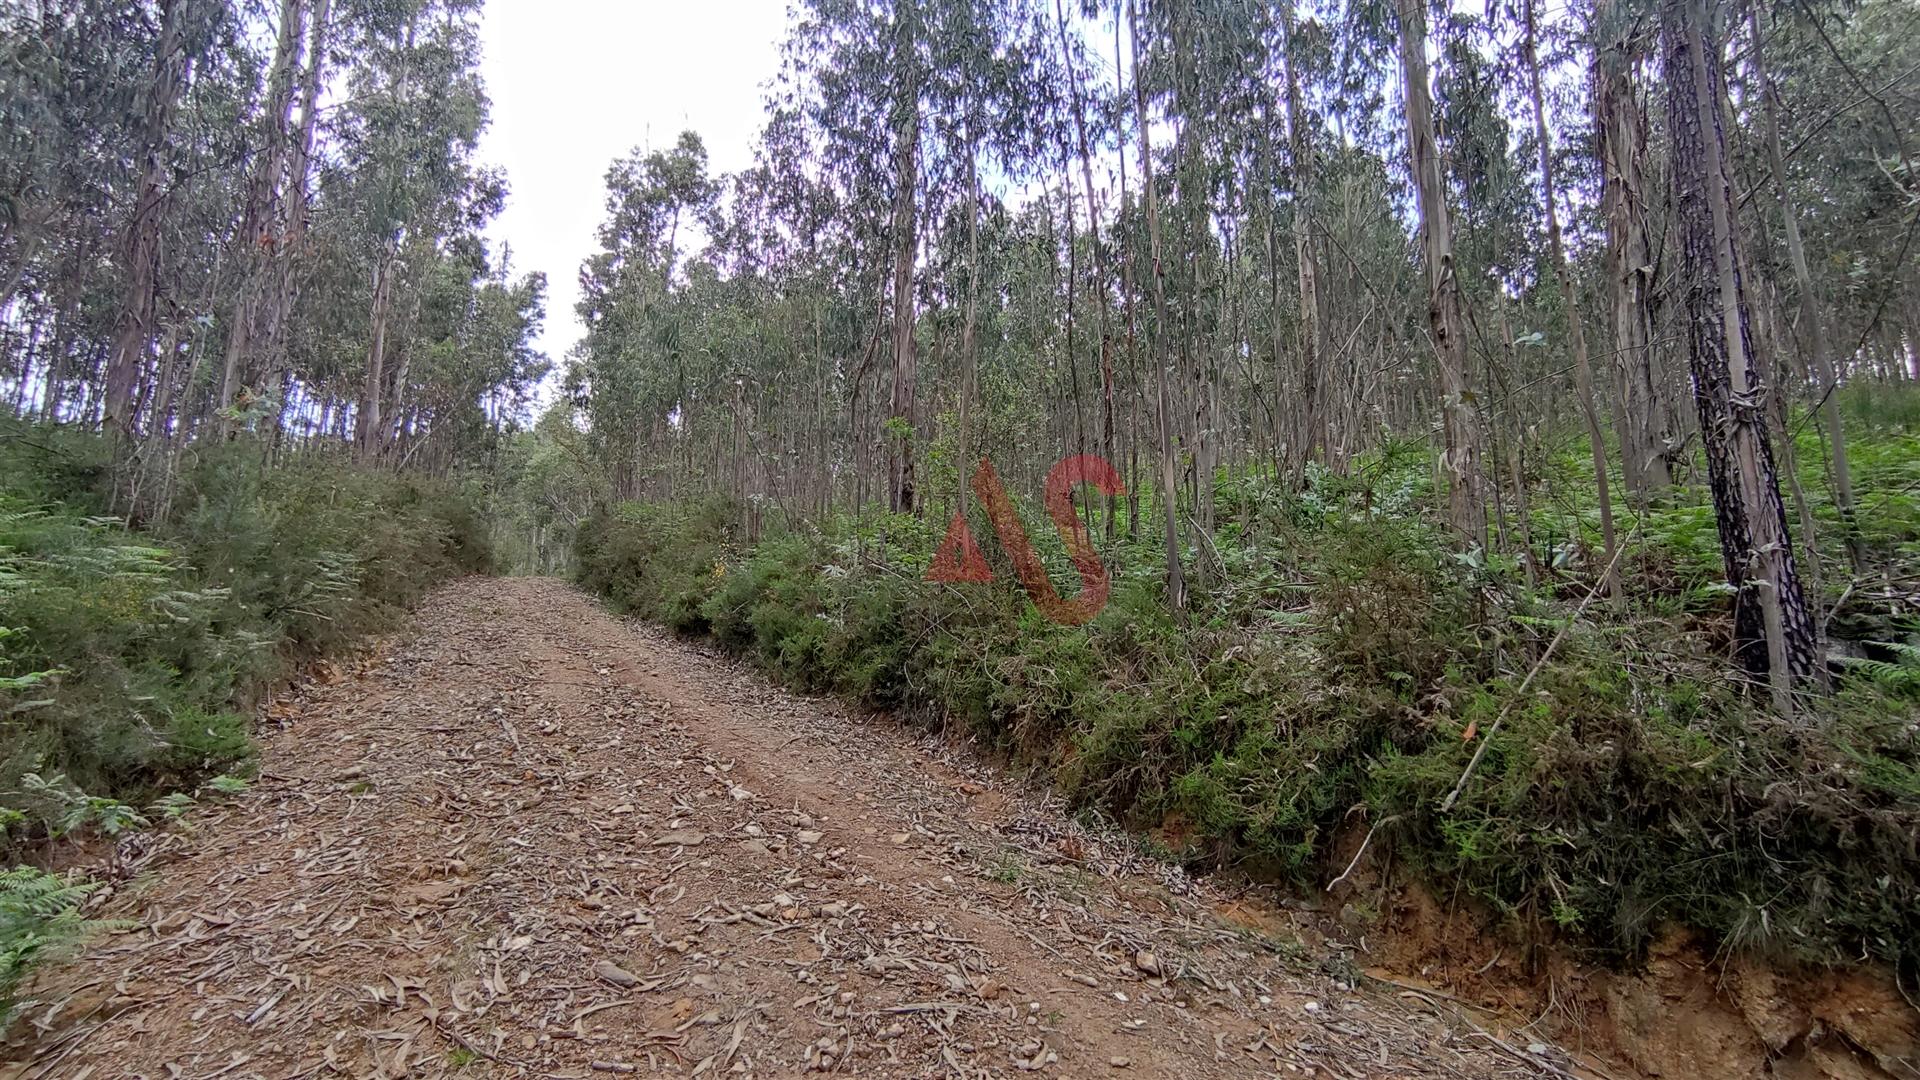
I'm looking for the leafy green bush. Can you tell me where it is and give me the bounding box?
[575,462,1920,974]
[1,435,493,836]
[573,496,735,630]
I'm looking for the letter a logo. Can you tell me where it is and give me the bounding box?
[928,511,992,583]
[923,455,1125,625]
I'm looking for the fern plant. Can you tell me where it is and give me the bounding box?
[0,867,100,1024]
[1843,640,1920,697]
[16,772,150,838]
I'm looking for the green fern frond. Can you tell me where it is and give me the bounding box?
[1841,641,1920,695]
[0,866,103,1023]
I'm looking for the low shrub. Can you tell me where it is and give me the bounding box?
[0,427,493,1011]
[1,433,492,840]
[574,467,1920,976]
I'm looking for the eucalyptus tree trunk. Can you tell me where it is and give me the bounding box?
[382,272,428,456]
[1167,15,1214,562]
[1664,0,1819,708]
[886,0,920,516]
[357,240,400,457]
[1280,0,1324,475]
[1128,0,1187,613]
[1115,11,1143,537]
[958,140,980,522]
[1056,0,1117,536]
[265,0,331,433]
[1525,0,1620,599]
[40,282,80,421]
[105,0,191,443]
[1747,3,1864,573]
[1906,266,1920,379]
[1262,147,1293,473]
[1395,0,1485,549]
[1594,0,1673,495]
[217,0,305,416]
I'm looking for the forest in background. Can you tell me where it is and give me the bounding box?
[3,0,1920,1023]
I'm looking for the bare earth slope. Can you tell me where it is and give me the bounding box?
[2,577,1576,1079]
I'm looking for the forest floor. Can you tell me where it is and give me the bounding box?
[0,577,1599,1079]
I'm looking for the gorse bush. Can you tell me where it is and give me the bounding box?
[575,446,1920,974]
[0,430,492,840]
[573,496,735,633]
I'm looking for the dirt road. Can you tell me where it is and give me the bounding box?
[2,578,1576,1079]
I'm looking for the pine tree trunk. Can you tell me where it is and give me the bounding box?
[1664,0,1820,707]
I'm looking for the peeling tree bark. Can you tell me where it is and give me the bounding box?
[217,0,304,417]
[1594,0,1673,495]
[265,0,332,441]
[1396,0,1485,550]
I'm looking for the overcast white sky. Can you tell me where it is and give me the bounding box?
[476,1,790,371]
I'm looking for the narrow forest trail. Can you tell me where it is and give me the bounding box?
[2,578,1586,1079]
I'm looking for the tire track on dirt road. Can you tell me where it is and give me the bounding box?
[2,577,1581,1079]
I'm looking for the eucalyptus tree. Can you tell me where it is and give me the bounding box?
[1125,0,1188,610]
[104,0,230,444]
[779,0,1063,519]
[1394,0,1486,548]
[1749,0,1920,382]
[331,0,495,458]
[2,0,545,484]
[215,0,304,417]
[1278,0,1326,474]
[570,132,719,499]
[1593,0,1674,495]
[1523,0,1620,597]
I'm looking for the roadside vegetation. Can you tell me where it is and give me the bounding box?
[0,423,493,1017]
[529,0,1920,990]
[570,385,1920,975]
[1,0,540,1017]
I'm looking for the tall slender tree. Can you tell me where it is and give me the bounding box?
[1396,0,1485,548]
[1664,0,1819,705]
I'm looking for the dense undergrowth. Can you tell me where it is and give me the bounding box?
[574,388,1920,977]
[0,420,491,1016]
